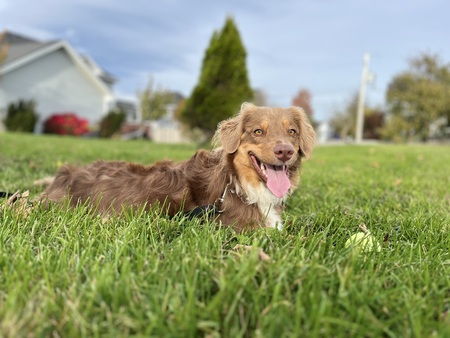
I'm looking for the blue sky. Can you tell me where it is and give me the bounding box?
[1,0,449,122]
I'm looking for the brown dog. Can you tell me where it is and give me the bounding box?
[40,103,315,231]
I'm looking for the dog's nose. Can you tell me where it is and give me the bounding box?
[273,144,295,162]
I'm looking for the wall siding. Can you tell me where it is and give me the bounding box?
[0,48,111,132]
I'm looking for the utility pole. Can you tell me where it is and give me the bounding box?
[355,52,373,144]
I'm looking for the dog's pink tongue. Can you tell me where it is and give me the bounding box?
[265,165,290,198]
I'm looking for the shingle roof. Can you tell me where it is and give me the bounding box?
[2,31,38,44]
[1,31,57,65]
[1,30,116,86]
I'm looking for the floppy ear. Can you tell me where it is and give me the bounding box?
[291,106,316,159]
[213,102,255,153]
[213,117,241,153]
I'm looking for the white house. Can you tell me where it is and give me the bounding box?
[317,121,333,143]
[0,31,120,132]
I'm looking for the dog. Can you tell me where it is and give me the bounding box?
[40,102,315,231]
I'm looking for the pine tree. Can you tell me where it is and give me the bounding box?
[181,17,253,137]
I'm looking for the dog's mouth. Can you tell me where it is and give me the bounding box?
[249,153,290,198]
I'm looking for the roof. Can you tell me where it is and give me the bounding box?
[1,31,55,64]
[2,31,38,44]
[0,30,116,91]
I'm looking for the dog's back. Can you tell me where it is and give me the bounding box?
[42,159,192,214]
[41,149,229,213]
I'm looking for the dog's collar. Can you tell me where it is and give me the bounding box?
[183,176,234,219]
[182,203,221,219]
[0,191,15,198]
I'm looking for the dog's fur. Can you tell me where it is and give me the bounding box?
[40,103,315,231]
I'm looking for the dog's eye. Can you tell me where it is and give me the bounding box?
[288,129,297,136]
[254,129,263,136]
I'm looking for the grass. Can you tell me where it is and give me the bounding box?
[0,132,449,337]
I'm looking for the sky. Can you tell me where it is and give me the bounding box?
[1,0,449,122]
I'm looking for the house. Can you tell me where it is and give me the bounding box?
[148,92,190,143]
[317,121,333,143]
[121,91,190,143]
[0,30,134,132]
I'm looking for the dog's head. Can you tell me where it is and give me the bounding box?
[214,102,315,199]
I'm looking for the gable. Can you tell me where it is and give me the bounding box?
[1,31,115,96]
[1,40,112,96]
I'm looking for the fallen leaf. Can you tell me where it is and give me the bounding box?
[344,166,353,173]
[393,178,402,187]
[5,190,21,206]
[34,176,55,187]
[1,190,34,219]
[232,244,271,262]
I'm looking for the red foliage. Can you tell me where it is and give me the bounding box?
[43,113,89,136]
[292,89,313,120]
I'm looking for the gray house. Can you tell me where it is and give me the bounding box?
[0,31,126,132]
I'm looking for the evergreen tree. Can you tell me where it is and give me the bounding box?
[181,17,253,137]
[5,99,39,132]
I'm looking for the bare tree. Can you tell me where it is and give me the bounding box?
[137,76,171,121]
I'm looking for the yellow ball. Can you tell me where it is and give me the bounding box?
[345,232,381,253]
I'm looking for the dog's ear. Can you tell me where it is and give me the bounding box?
[291,106,316,159]
[213,102,255,153]
[213,114,242,154]
[240,102,257,111]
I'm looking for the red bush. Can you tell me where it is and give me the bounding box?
[43,113,89,136]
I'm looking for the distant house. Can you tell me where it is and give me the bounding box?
[121,92,190,143]
[317,121,333,143]
[0,30,135,132]
[149,92,190,143]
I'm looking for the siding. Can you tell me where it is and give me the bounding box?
[0,48,112,132]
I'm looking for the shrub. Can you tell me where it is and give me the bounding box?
[99,109,126,138]
[4,99,39,132]
[43,113,89,136]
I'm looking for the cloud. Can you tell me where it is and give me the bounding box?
[2,0,450,120]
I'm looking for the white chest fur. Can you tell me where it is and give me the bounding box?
[240,182,286,230]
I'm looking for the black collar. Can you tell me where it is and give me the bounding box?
[182,176,233,219]
[183,203,221,219]
[0,191,14,198]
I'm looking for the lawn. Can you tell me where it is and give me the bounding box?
[0,133,449,337]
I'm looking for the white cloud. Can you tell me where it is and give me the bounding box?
[2,0,450,121]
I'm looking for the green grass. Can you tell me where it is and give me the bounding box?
[1,132,449,337]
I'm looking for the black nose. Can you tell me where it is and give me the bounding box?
[273,144,295,162]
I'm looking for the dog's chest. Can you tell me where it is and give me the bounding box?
[241,182,285,230]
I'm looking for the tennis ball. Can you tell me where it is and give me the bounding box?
[345,232,381,253]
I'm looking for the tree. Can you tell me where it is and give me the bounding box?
[384,53,450,141]
[99,107,126,138]
[292,89,313,119]
[5,99,39,132]
[0,33,9,132]
[329,93,358,139]
[292,89,317,128]
[181,17,253,137]
[363,107,384,139]
[330,93,385,140]
[137,76,171,121]
[253,89,268,106]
